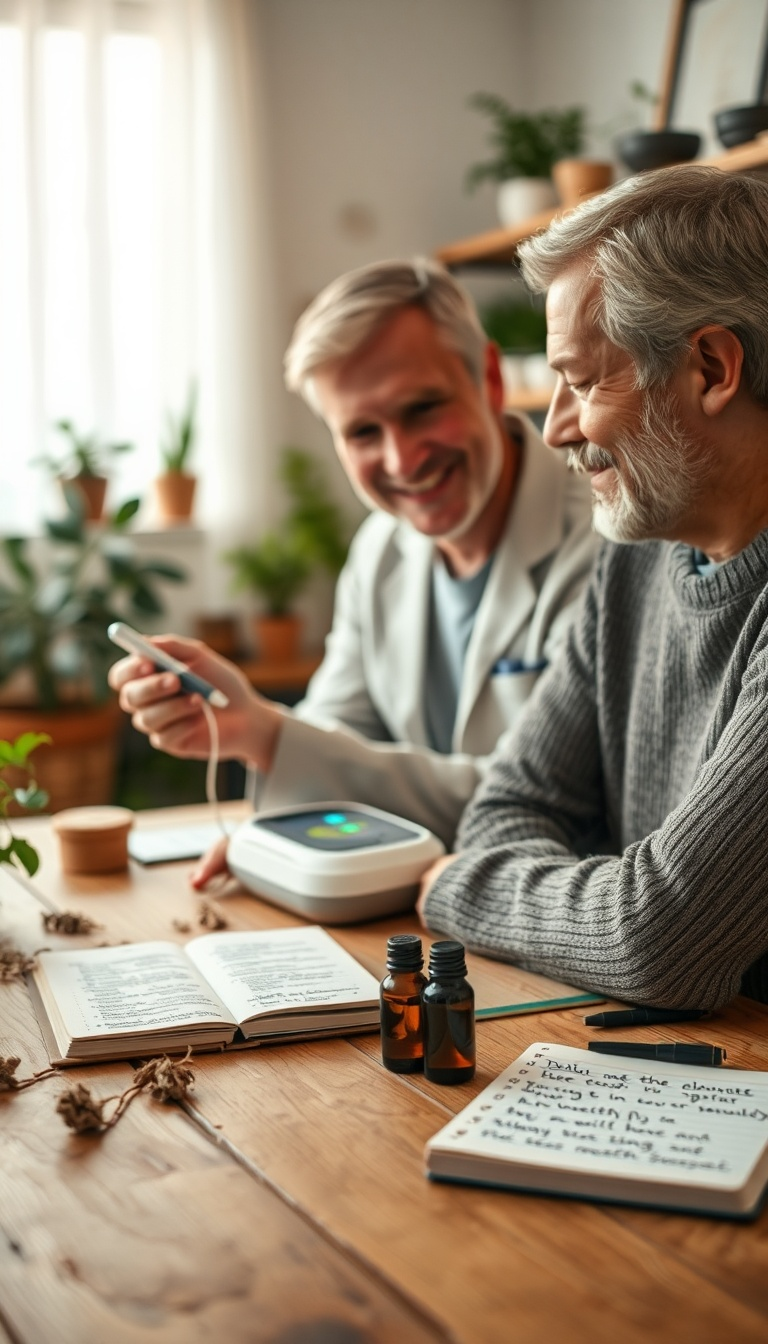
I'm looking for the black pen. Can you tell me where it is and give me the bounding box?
[584,1007,709,1027]
[587,1042,726,1067]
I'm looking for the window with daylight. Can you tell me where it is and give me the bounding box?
[0,0,275,543]
[0,2,177,530]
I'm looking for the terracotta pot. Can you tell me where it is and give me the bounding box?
[0,700,123,814]
[552,158,614,209]
[194,614,241,659]
[153,471,197,523]
[252,614,302,663]
[61,474,108,522]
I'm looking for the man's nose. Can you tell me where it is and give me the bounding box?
[543,376,582,450]
[381,425,422,479]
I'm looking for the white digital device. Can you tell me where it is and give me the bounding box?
[227,801,446,924]
[108,622,229,708]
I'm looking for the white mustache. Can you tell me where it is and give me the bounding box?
[567,443,615,474]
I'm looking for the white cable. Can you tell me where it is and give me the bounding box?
[198,696,229,841]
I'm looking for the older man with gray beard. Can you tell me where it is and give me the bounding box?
[419,165,768,1011]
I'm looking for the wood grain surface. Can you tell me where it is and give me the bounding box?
[3,804,768,1344]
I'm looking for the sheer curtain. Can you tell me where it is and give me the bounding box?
[0,0,278,582]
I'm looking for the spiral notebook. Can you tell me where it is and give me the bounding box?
[425,1041,768,1219]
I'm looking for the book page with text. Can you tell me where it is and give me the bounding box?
[186,925,380,1028]
[35,941,237,1044]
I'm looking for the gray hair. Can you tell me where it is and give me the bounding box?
[284,257,487,404]
[518,165,768,406]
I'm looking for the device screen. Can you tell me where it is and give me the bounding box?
[255,808,420,851]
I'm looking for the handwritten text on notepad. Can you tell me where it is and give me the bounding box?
[448,1044,768,1178]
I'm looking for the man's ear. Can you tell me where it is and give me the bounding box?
[688,325,744,417]
[483,341,506,414]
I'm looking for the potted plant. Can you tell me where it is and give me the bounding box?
[154,381,198,524]
[466,93,587,226]
[35,419,134,522]
[224,532,312,662]
[0,487,186,812]
[223,446,351,663]
[280,446,351,576]
[479,298,554,397]
[616,80,700,174]
[714,104,768,149]
[0,732,49,875]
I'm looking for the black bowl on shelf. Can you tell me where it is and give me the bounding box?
[615,130,701,174]
[714,104,768,149]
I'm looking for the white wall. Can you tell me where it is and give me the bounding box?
[518,0,766,160]
[167,0,767,646]
[235,0,533,645]
[516,0,673,155]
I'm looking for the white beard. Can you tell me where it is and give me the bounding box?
[568,388,713,544]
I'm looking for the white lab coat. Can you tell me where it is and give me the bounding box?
[261,421,597,845]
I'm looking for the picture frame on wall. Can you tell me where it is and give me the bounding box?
[655,0,768,153]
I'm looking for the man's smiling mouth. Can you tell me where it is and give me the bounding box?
[388,459,459,497]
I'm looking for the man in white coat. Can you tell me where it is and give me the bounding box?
[110,259,596,872]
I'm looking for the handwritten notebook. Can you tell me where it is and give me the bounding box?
[424,1041,768,1219]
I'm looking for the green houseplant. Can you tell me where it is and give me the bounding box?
[467,93,585,226]
[479,299,548,353]
[0,486,186,811]
[154,381,199,524]
[223,446,351,662]
[225,534,312,619]
[466,94,585,185]
[479,297,553,400]
[0,732,49,875]
[280,446,351,576]
[35,419,134,522]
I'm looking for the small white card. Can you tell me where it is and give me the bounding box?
[128,823,234,865]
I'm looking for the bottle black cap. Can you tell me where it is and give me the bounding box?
[427,940,467,976]
[386,933,423,971]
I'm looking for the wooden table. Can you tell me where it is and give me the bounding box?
[237,652,323,698]
[3,802,768,1344]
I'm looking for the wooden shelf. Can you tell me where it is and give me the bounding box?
[236,652,322,695]
[435,203,563,269]
[436,139,768,270]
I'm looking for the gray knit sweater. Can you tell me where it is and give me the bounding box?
[423,530,768,1009]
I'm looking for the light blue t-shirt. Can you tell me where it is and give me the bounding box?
[692,549,721,578]
[424,555,493,753]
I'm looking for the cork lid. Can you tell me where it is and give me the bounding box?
[52,806,134,838]
[53,806,134,874]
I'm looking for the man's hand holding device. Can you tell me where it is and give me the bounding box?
[108,622,231,707]
[107,624,285,773]
[108,626,447,918]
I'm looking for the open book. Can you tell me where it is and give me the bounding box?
[30,925,381,1065]
[424,1041,768,1219]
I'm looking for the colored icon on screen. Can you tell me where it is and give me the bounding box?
[323,813,346,824]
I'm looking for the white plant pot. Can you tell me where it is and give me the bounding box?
[500,354,528,395]
[522,354,557,393]
[497,178,558,228]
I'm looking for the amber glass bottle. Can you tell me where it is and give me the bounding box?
[379,934,427,1073]
[422,940,476,1084]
